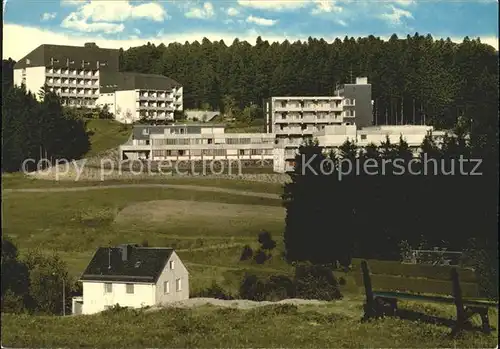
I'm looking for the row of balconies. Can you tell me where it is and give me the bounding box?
[274,105,343,112]
[46,69,99,77]
[138,96,174,102]
[274,115,343,123]
[47,79,99,87]
[276,127,322,135]
[61,99,97,106]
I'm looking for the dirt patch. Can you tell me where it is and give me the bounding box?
[114,200,285,225]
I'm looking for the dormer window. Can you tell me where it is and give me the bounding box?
[26,59,31,65]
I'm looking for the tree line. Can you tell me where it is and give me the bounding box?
[118,34,498,130]
[1,237,81,315]
[283,113,498,297]
[2,85,90,172]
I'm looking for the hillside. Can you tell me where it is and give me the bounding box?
[84,119,132,157]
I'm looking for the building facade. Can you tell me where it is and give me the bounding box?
[120,124,275,162]
[273,125,446,172]
[13,43,182,123]
[75,244,189,315]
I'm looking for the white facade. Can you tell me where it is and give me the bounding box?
[96,87,184,124]
[79,251,189,315]
[120,125,275,162]
[268,96,350,136]
[273,124,446,172]
[14,66,101,106]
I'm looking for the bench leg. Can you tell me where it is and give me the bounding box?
[478,308,492,334]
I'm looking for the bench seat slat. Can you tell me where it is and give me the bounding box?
[373,291,497,308]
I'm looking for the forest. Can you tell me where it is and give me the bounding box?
[117,34,498,131]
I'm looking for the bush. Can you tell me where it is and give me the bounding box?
[254,249,271,264]
[258,231,276,251]
[1,290,25,313]
[191,282,234,300]
[239,273,267,301]
[239,274,294,301]
[239,245,253,261]
[294,264,342,301]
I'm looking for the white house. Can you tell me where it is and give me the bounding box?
[73,244,189,315]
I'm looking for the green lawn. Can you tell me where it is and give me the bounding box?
[2,304,497,348]
[85,119,132,157]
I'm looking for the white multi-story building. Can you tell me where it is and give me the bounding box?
[13,43,183,123]
[265,77,374,172]
[95,72,183,123]
[120,124,275,162]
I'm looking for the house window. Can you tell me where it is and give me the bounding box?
[104,283,112,293]
[126,284,135,294]
[164,281,170,294]
[361,134,367,140]
[176,278,182,292]
[170,260,175,270]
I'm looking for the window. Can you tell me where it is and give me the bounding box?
[360,134,367,140]
[104,283,112,293]
[176,278,182,292]
[26,59,31,65]
[164,281,170,294]
[126,284,134,294]
[170,260,175,270]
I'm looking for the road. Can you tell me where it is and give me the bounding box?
[3,184,281,200]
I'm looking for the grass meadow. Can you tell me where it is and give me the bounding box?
[1,176,497,347]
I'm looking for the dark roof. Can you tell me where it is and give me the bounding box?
[100,72,182,93]
[14,44,120,71]
[80,245,174,283]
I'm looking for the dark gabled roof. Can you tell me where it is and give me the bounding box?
[99,72,182,93]
[14,44,120,71]
[80,245,174,283]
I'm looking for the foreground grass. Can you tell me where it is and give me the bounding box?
[2,305,497,348]
[85,119,132,157]
[2,174,283,194]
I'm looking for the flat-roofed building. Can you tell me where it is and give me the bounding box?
[273,124,447,172]
[120,124,275,162]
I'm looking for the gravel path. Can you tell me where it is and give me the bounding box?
[148,297,334,311]
[3,184,281,200]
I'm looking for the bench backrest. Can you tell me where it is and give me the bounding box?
[360,260,480,298]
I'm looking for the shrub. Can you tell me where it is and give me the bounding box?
[294,263,342,301]
[191,282,234,300]
[254,249,271,264]
[258,231,277,251]
[1,290,25,313]
[239,273,267,301]
[239,274,294,301]
[239,245,253,261]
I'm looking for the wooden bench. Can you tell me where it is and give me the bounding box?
[361,260,498,335]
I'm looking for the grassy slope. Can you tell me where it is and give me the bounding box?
[2,305,497,348]
[2,174,283,193]
[84,119,132,157]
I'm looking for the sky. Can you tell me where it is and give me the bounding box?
[3,0,499,60]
